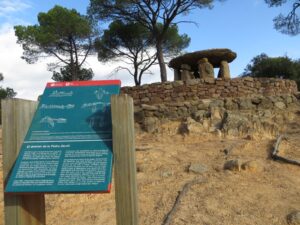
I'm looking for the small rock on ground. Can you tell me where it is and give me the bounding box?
[161,170,173,178]
[287,211,300,225]
[241,160,265,172]
[136,163,145,172]
[189,163,208,174]
[224,159,242,171]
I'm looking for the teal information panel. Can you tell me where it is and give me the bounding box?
[5,80,121,193]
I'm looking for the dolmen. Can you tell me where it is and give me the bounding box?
[168,48,237,81]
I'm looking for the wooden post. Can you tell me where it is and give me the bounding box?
[2,99,46,225]
[111,94,138,225]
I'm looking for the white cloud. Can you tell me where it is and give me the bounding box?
[87,55,162,87]
[0,24,163,100]
[0,0,31,17]
[0,24,51,100]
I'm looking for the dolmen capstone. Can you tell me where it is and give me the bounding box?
[168,48,237,81]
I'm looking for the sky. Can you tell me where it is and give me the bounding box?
[0,0,299,100]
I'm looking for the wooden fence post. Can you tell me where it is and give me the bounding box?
[2,99,46,225]
[111,94,138,225]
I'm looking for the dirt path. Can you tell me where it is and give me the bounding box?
[45,131,300,225]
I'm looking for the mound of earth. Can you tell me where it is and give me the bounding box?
[0,104,299,225]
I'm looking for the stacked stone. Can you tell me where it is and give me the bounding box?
[135,94,297,120]
[121,78,298,106]
[133,94,298,133]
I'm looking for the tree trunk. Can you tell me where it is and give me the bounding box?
[71,63,77,81]
[134,69,140,86]
[156,42,167,82]
[133,60,140,86]
[74,62,80,81]
[138,71,142,86]
[69,36,78,81]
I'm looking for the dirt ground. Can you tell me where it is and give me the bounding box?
[0,108,299,225]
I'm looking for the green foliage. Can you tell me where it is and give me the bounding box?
[243,53,300,89]
[265,0,300,35]
[95,20,189,85]
[52,65,94,82]
[159,24,191,57]
[265,0,287,6]
[0,73,17,99]
[88,0,217,82]
[0,87,17,99]
[14,5,96,81]
[0,73,16,124]
[96,20,152,62]
[95,20,156,86]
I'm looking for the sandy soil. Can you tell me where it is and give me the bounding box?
[0,109,299,225]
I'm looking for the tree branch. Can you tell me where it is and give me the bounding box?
[47,49,69,65]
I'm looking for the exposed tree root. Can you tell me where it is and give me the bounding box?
[162,178,205,225]
[272,135,300,167]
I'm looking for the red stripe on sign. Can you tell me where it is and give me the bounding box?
[107,183,112,192]
[46,80,121,88]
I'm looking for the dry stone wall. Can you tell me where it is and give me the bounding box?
[121,77,299,137]
[121,77,297,106]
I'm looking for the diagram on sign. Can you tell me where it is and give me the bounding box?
[87,114,109,131]
[81,102,109,113]
[94,88,109,100]
[40,116,67,128]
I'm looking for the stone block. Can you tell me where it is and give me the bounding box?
[141,97,150,103]
[224,159,242,171]
[197,58,215,79]
[238,98,256,110]
[186,79,200,85]
[274,101,286,109]
[141,104,158,111]
[189,163,208,174]
[143,117,160,132]
[243,76,254,82]
[164,84,173,89]
[204,77,215,84]
[172,80,184,87]
[217,60,230,79]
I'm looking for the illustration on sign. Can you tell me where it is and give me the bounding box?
[5,80,121,193]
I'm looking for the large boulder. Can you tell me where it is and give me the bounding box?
[221,112,251,136]
[143,117,160,133]
[169,48,237,70]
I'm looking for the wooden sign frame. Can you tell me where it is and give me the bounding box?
[2,94,138,225]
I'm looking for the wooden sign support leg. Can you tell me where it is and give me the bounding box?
[111,95,138,225]
[2,99,46,225]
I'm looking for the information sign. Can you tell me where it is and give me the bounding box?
[5,80,120,193]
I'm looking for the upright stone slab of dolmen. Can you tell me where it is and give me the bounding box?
[197,58,214,79]
[180,64,194,80]
[169,48,237,81]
